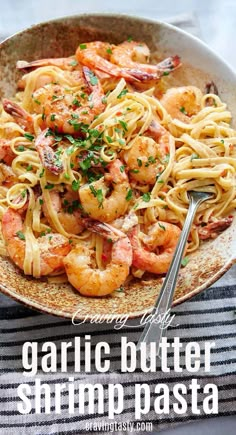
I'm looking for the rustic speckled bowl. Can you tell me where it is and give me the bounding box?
[0,14,235,319]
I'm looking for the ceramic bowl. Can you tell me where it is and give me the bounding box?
[0,14,235,318]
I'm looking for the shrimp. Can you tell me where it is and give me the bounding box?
[34,66,105,135]
[42,189,84,235]
[17,57,78,71]
[0,139,16,165]
[63,219,132,296]
[76,40,181,83]
[160,86,203,123]
[198,216,233,240]
[129,222,181,274]
[2,99,34,133]
[123,124,171,184]
[35,128,64,174]
[79,159,130,222]
[110,41,181,79]
[1,207,71,275]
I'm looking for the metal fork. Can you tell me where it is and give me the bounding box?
[136,190,213,355]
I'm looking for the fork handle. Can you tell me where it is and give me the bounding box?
[136,193,207,353]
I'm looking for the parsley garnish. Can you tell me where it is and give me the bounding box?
[16,231,25,241]
[50,114,56,121]
[117,89,128,99]
[190,153,199,161]
[17,145,25,152]
[119,120,128,131]
[158,223,166,231]
[24,133,34,141]
[44,183,54,190]
[126,189,133,201]
[106,47,113,54]
[142,192,151,202]
[180,106,187,114]
[72,180,80,191]
[79,43,87,50]
[181,256,189,267]
[120,165,125,173]
[137,158,142,167]
[26,164,32,171]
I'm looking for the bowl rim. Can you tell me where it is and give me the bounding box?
[0,12,235,319]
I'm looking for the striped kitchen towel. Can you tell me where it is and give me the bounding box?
[0,266,235,434]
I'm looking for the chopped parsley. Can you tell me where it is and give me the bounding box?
[181,256,189,267]
[39,198,44,205]
[87,70,98,86]
[142,192,151,202]
[137,158,142,167]
[125,189,133,201]
[79,43,87,50]
[117,89,128,99]
[163,71,169,76]
[180,106,187,115]
[127,36,133,42]
[106,47,113,54]
[190,153,199,161]
[50,114,56,121]
[106,136,113,144]
[72,98,81,107]
[26,164,32,171]
[72,180,80,191]
[17,145,25,152]
[24,133,34,141]
[16,231,25,241]
[120,165,125,173]
[119,120,128,131]
[44,183,54,190]
[33,99,41,105]
[158,223,166,231]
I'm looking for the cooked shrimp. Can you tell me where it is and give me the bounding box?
[76,41,140,82]
[33,66,105,134]
[17,57,78,71]
[79,159,130,222]
[111,41,181,79]
[129,222,181,274]
[2,207,71,275]
[0,139,15,165]
[42,189,84,234]
[2,99,34,133]
[63,219,132,296]
[124,125,171,184]
[35,128,63,174]
[198,216,233,240]
[0,163,18,186]
[76,40,181,83]
[160,86,202,123]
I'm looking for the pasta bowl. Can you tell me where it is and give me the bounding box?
[0,14,235,319]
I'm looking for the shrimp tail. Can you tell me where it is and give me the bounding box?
[198,216,233,240]
[2,99,34,132]
[35,128,64,175]
[83,218,124,241]
[124,69,157,82]
[156,55,181,74]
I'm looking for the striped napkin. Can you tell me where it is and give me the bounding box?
[0,13,236,435]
